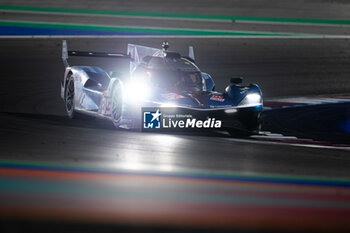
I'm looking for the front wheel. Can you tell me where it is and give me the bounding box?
[228,129,254,137]
[111,81,123,128]
[228,115,261,137]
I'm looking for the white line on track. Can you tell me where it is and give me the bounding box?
[267,97,350,104]
[236,20,350,28]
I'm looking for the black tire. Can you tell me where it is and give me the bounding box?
[65,75,76,118]
[228,116,261,137]
[111,81,123,128]
[228,129,254,138]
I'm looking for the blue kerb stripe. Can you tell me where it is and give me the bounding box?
[0,25,164,36]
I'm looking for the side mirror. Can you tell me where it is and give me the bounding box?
[230,77,243,85]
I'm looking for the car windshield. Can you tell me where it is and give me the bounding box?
[137,57,203,92]
[150,69,203,92]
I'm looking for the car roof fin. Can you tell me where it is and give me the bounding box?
[62,40,69,67]
[188,46,195,62]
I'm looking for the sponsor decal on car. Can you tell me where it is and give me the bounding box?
[99,97,112,116]
[240,87,250,94]
[210,95,225,102]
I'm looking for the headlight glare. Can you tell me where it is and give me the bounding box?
[124,81,150,104]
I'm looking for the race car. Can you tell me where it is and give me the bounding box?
[60,40,263,135]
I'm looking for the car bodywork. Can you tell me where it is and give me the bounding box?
[60,41,263,134]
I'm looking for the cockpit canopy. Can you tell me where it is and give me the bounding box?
[133,56,203,92]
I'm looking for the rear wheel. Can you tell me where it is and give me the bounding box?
[65,75,76,118]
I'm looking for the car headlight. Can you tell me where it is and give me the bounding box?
[238,93,262,107]
[124,81,150,104]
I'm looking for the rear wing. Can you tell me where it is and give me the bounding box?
[62,40,132,67]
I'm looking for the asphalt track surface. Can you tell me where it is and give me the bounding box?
[1,1,350,232]
[0,37,350,232]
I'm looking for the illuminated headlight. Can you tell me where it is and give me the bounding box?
[124,81,150,103]
[238,93,262,107]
